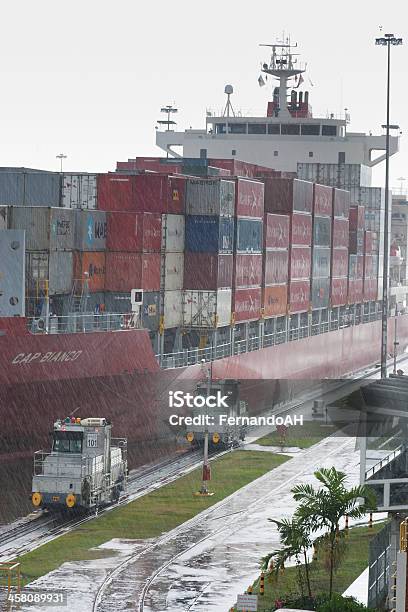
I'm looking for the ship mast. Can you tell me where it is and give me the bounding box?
[260,37,305,118]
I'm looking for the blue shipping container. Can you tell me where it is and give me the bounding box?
[236,218,263,253]
[185,215,234,253]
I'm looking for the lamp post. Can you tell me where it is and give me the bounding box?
[56,153,67,173]
[375,33,403,379]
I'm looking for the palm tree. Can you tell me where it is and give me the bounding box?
[260,516,313,599]
[292,467,377,598]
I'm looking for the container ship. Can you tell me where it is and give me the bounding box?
[1,39,407,464]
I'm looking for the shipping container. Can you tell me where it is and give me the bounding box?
[232,287,262,322]
[348,279,364,304]
[183,289,232,328]
[290,246,312,280]
[74,251,106,292]
[263,178,313,214]
[331,248,349,277]
[183,253,233,290]
[75,210,107,251]
[0,172,24,205]
[313,184,333,217]
[0,205,8,230]
[264,250,289,285]
[164,290,183,328]
[364,254,378,280]
[264,213,290,249]
[0,229,25,316]
[105,252,161,292]
[185,215,234,253]
[161,214,185,252]
[349,230,364,255]
[235,178,264,218]
[363,278,377,301]
[162,252,184,290]
[0,170,61,207]
[97,174,134,211]
[357,255,364,279]
[312,247,331,278]
[288,280,310,314]
[103,291,161,331]
[62,174,97,209]
[10,207,75,251]
[263,285,287,317]
[26,251,73,295]
[234,254,263,288]
[330,277,348,307]
[348,186,386,209]
[118,157,183,174]
[333,188,351,218]
[364,230,375,254]
[311,277,330,309]
[235,218,263,253]
[332,218,349,249]
[291,212,313,246]
[208,159,259,178]
[107,212,161,252]
[185,178,235,216]
[349,205,365,231]
[313,216,331,247]
[297,163,372,188]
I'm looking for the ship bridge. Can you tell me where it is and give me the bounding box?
[156,39,399,171]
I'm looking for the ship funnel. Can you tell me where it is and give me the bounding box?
[298,91,303,104]
[291,90,297,103]
[304,91,309,105]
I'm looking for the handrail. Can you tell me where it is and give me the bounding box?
[365,445,404,480]
[27,312,140,335]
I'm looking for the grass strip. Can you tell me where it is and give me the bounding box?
[256,422,336,449]
[16,450,289,585]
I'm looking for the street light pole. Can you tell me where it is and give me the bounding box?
[375,33,403,378]
[56,153,67,173]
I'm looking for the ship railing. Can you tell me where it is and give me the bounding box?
[27,312,140,335]
[365,445,404,480]
[33,450,96,478]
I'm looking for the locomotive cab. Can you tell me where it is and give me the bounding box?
[31,417,127,511]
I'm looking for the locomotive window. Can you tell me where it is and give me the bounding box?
[53,431,83,453]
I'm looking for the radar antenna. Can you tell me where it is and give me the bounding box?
[222,85,235,118]
[259,38,305,118]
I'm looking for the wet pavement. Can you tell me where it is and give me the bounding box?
[16,435,363,612]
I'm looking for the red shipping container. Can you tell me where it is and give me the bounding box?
[265,213,290,249]
[363,278,377,301]
[332,218,349,249]
[209,159,258,178]
[233,287,262,322]
[183,253,233,289]
[98,174,135,211]
[107,212,162,252]
[364,231,375,254]
[356,255,364,279]
[330,277,348,307]
[331,248,349,277]
[135,157,183,174]
[333,188,351,218]
[74,252,106,292]
[264,250,289,285]
[234,253,263,288]
[349,205,365,231]
[105,252,160,292]
[263,285,287,317]
[133,174,185,214]
[313,184,333,217]
[263,178,313,214]
[291,212,313,246]
[348,279,363,304]
[364,254,376,279]
[290,246,312,280]
[288,280,310,314]
[235,178,264,218]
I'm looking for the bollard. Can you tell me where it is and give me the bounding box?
[260,572,265,596]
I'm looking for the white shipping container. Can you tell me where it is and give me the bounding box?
[164,290,183,328]
[183,289,232,328]
[162,252,184,290]
[10,207,75,251]
[161,214,185,252]
[62,174,97,209]
[26,251,73,295]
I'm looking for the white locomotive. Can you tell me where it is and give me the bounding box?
[31,417,127,511]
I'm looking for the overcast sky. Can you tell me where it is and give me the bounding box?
[1,0,406,190]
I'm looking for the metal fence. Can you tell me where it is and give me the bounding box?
[368,522,391,609]
[28,312,139,334]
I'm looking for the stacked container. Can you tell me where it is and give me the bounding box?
[73,211,107,294]
[363,230,378,301]
[263,178,313,314]
[348,205,365,304]
[311,184,332,309]
[232,178,264,322]
[62,174,97,209]
[297,163,372,189]
[161,213,185,329]
[330,189,350,307]
[0,169,61,207]
[263,214,290,317]
[183,179,235,328]
[9,207,75,296]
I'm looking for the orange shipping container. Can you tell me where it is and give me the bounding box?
[74,251,106,292]
[263,285,287,317]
